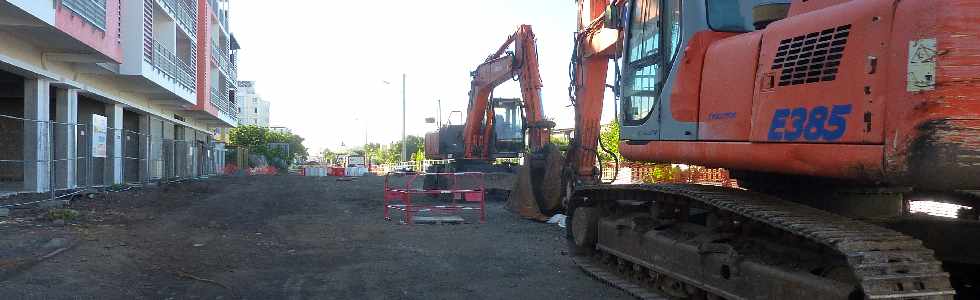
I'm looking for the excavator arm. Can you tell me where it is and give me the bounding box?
[462,25,550,160]
[567,0,625,184]
[505,5,625,220]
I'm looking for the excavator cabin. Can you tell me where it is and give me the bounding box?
[425,98,527,161]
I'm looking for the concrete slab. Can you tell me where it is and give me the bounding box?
[412,216,465,225]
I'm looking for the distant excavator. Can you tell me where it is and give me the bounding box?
[424,25,554,170]
[422,25,563,213]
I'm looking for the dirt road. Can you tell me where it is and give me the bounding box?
[0,175,629,299]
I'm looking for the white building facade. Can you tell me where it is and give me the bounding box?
[236,81,269,127]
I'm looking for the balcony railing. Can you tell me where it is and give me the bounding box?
[210,87,238,121]
[63,0,108,31]
[150,40,196,92]
[176,59,197,91]
[209,0,218,17]
[151,40,177,80]
[211,42,236,81]
[208,0,230,30]
[229,55,238,80]
[160,0,197,37]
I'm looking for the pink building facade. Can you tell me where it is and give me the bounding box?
[0,0,240,193]
[193,0,238,125]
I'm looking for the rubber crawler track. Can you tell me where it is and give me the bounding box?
[571,183,956,300]
[571,256,668,300]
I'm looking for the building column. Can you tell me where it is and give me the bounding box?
[23,78,51,193]
[106,103,124,184]
[192,130,200,176]
[54,88,78,189]
[215,142,225,175]
[148,117,163,180]
[138,114,150,183]
[162,121,175,179]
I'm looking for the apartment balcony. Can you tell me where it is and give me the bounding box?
[211,42,236,81]
[158,0,197,39]
[0,0,124,64]
[62,0,108,30]
[150,40,197,92]
[118,0,198,108]
[210,86,238,122]
[208,0,229,32]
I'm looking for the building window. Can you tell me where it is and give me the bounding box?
[254,108,258,114]
[63,0,108,31]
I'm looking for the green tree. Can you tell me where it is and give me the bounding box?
[550,134,570,152]
[266,130,308,162]
[386,135,424,163]
[356,135,426,165]
[412,147,425,162]
[633,163,680,183]
[229,125,268,149]
[321,148,337,163]
[364,143,397,164]
[229,125,309,169]
[598,122,622,162]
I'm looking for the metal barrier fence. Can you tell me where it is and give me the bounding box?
[373,158,529,174]
[0,113,223,204]
[376,160,455,174]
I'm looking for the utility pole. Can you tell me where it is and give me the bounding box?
[401,73,407,162]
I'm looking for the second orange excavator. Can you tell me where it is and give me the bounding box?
[424,25,554,170]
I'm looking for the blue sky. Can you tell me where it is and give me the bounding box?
[233,0,615,154]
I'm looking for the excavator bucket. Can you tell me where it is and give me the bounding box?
[532,144,564,213]
[506,144,564,221]
[505,166,548,221]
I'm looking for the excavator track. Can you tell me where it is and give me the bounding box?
[569,183,956,300]
[572,255,668,300]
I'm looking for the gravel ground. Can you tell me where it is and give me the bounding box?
[0,175,630,299]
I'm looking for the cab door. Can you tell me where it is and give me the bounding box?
[620,0,708,142]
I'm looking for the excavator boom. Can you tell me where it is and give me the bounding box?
[462,25,549,160]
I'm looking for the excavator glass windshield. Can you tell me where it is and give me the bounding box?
[622,0,681,125]
[492,98,524,156]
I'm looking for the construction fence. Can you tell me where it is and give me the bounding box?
[0,113,226,198]
[372,157,524,174]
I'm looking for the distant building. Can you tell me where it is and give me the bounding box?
[236,81,271,127]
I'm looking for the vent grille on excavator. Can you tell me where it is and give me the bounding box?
[771,24,852,86]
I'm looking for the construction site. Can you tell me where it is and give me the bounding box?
[3,0,980,299]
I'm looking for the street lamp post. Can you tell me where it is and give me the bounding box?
[383,74,409,163]
[401,73,407,162]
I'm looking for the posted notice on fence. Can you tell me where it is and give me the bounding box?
[348,156,365,166]
[92,114,108,158]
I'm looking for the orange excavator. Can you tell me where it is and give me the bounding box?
[520,0,980,299]
[424,25,555,172]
